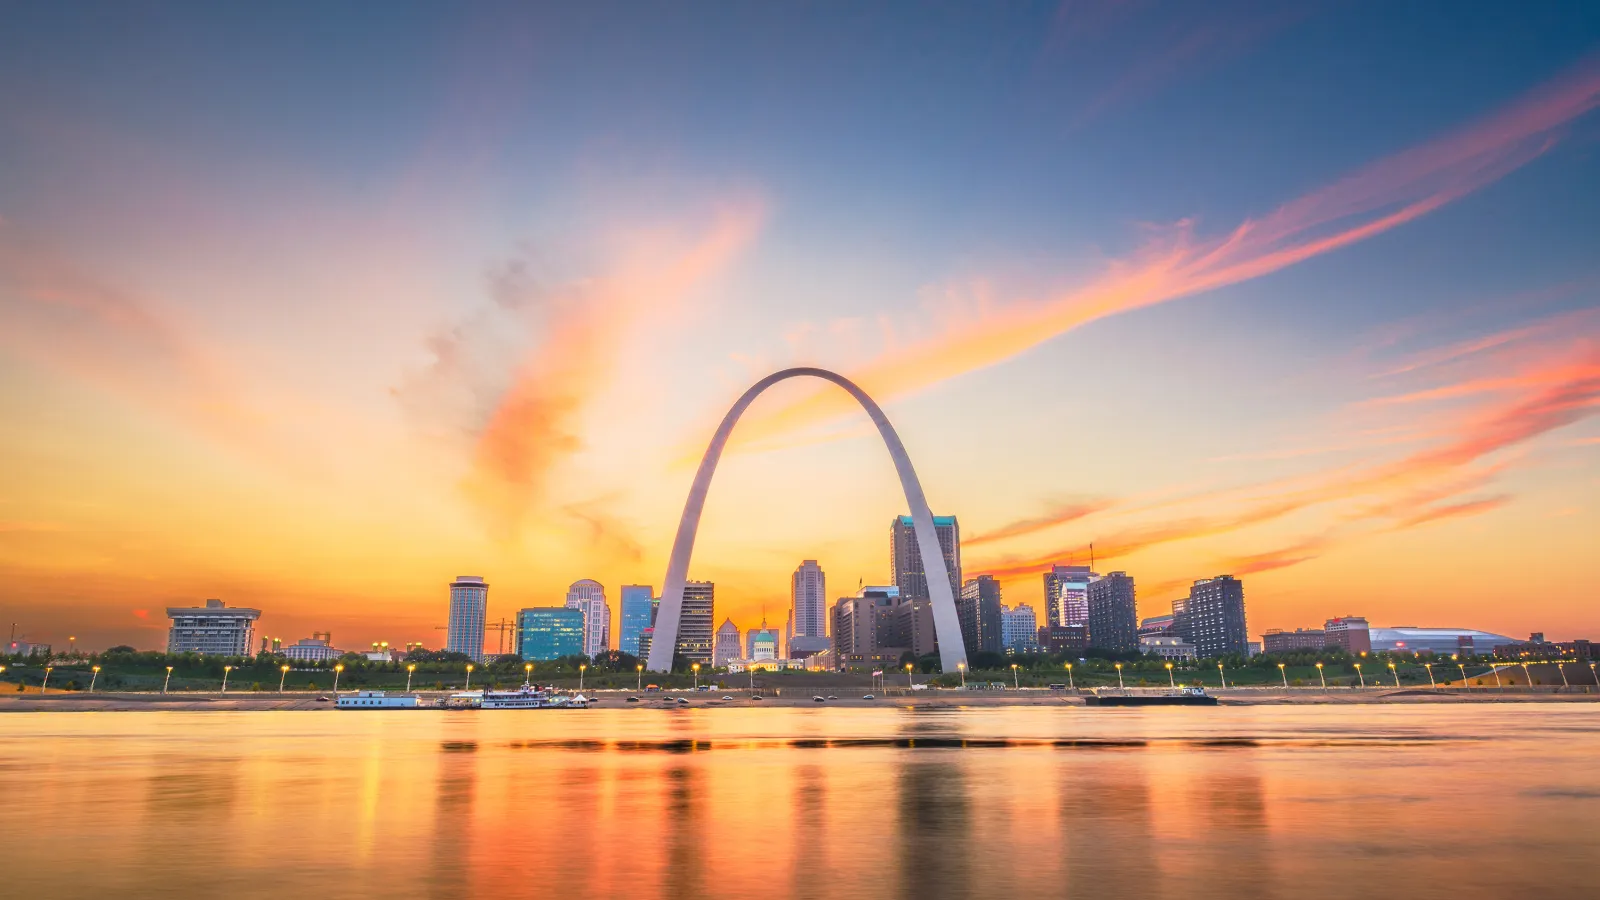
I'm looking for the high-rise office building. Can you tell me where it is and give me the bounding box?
[1189,576,1247,658]
[677,581,715,664]
[1171,595,1193,642]
[565,579,611,658]
[619,585,655,657]
[790,560,829,656]
[517,607,585,661]
[1324,616,1372,654]
[1087,571,1138,653]
[957,576,1004,657]
[1001,603,1039,653]
[714,618,742,667]
[1043,565,1094,628]
[830,586,909,668]
[637,627,654,662]
[447,576,489,662]
[891,515,960,603]
[166,599,261,656]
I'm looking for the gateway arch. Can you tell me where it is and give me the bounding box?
[645,367,969,674]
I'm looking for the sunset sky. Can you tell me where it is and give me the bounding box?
[2,2,1597,653]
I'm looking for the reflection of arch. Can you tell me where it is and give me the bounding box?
[646,367,969,674]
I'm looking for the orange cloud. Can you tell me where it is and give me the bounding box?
[1394,495,1512,530]
[970,341,1598,583]
[965,499,1115,547]
[731,55,1600,448]
[454,200,765,535]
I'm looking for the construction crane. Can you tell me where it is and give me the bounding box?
[486,618,516,656]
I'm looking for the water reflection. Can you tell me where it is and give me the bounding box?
[896,757,970,900]
[2,707,1598,899]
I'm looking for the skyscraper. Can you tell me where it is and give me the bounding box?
[1087,571,1138,653]
[958,576,1004,657]
[1001,603,1038,653]
[517,607,585,661]
[891,515,960,603]
[790,560,829,655]
[677,581,715,664]
[714,618,742,667]
[1189,576,1247,658]
[564,579,611,658]
[619,584,655,657]
[1043,565,1094,628]
[447,576,489,662]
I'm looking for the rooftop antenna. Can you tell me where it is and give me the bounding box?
[1090,542,1095,572]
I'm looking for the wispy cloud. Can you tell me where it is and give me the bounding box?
[970,338,1598,583]
[733,55,1600,448]
[965,498,1114,547]
[1393,495,1511,530]
[397,199,766,537]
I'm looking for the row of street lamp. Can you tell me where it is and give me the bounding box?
[4,656,1593,695]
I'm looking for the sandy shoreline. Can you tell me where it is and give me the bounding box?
[1,687,1595,712]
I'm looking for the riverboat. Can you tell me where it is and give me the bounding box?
[336,690,421,710]
[1085,687,1219,707]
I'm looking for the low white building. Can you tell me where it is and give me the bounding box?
[1140,634,1197,661]
[726,658,803,673]
[282,637,343,663]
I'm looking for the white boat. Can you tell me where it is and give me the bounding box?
[478,683,591,710]
[336,690,420,710]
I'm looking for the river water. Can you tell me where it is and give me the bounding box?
[2,704,1596,899]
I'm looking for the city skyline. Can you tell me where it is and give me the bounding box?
[3,4,1599,651]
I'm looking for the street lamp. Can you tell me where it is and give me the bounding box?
[1011,663,1020,691]
[636,664,643,694]
[69,635,76,655]
[906,662,915,691]
[1114,662,1125,692]
[957,662,966,689]
[1556,660,1570,689]
[278,664,290,692]
[1455,659,1468,691]
[465,663,475,691]
[90,665,101,693]
[333,663,344,695]
[1490,662,1502,689]
[1216,662,1228,689]
[1424,662,1436,688]
[406,664,416,692]
[42,666,54,694]
[1520,662,1531,689]
[1354,663,1365,688]
[1065,662,1074,691]
[1388,661,1400,688]
[691,663,700,691]
[580,663,587,692]
[1315,661,1326,690]
[163,665,174,694]
[1166,662,1176,688]
[222,665,233,693]
[524,663,534,686]
[1277,662,1287,689]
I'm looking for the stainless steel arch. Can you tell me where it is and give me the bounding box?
[645,367,969,674]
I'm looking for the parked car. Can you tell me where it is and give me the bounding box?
[862,694,876,700]
[721,695,734,701]
[813,695,827,702]
[626,697,640,703]
[826,695,838,700]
